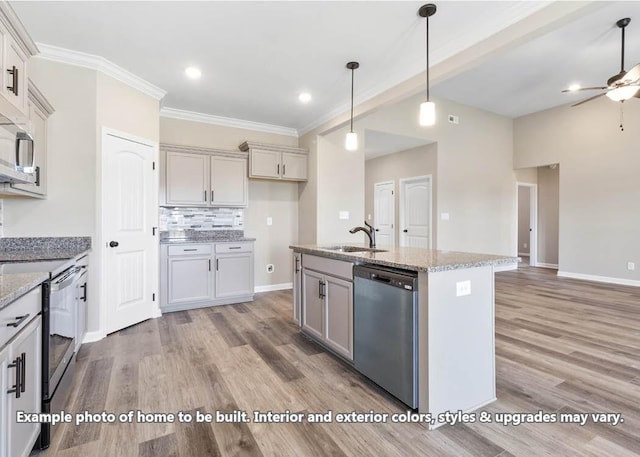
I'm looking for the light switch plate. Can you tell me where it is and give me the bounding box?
[441,213,450,221]
[266,217,273,226]
[339,211,350,220]
[456,280,471,297]
[628,262,636,271]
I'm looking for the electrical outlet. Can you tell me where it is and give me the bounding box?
[266,217,272,226]
[266,264,274,273]
[456,280,471,297]
[628,262,636,271]
[523,243,528,249]
[441,213,450,221]
[339,211,349,220]
[448,114,459,124]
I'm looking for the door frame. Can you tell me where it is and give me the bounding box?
[516,182,538,267]
[96,127,160,340]
[399,175,432,248]
[373,180,395,248]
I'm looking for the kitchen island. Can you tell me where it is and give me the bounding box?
[290,244,517,429]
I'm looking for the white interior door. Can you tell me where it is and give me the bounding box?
[103,131,158,334]
[374,181,395,247]
[400,176,432,248]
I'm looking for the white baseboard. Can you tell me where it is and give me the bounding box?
[83,330,106,344]
[557,271,640,287]
[535,262,558,269]
[255,282,293,293]
[495,262,518,272]
[518,252,530,257]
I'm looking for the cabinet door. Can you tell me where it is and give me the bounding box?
[3,37,27,114]
[292,253,302,325]
[8,316,42,457]
[324,276,353,360]
[301,269,324,340]
[215,253,253,298]
[211,156,248,207]
[167,256,213,304]
[12,102,47,196]
[281,152,308,181]
[249,149,281,179]
[165,152,209,206]
[0,344,9,457]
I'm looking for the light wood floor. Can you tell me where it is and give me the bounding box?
[38,266,640,456]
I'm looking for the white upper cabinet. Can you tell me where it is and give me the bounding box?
[0,2,39,119]
[162,144,248,208]
[239,141,309,182]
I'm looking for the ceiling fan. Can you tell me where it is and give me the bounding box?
[563,17,640,107]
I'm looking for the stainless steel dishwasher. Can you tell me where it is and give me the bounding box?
[353,264,418,408]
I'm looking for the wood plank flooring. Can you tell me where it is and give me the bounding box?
[38,266,640,456]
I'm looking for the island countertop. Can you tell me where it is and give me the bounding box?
[289,244,517,273]
[0,272,48,311]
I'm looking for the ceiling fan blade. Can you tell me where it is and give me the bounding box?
[572,92,607,107]
[562,86,608,93]
[622,63,640,83]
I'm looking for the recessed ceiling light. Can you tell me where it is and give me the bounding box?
[568,83,581,92]
[298,93,312,103]
[185,66,202,80]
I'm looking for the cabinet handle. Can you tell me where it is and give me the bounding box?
[81,283,87,302]
[183,248,197,252]
[318,279,322,299]
[35,166,40,187]
[211,190,214,202]
[216,259,219,271]
[208,259,211,271]
[6,314,29,328]
[295,256,300,273]
[6,66,18,96]
[7,356,21,398]
[228,246,241,250]
[277,163,280,175]
[20,353,26,393]
[204,190,207,202]
[283,164,286,175]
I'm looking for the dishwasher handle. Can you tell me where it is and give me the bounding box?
[371,273,392,284]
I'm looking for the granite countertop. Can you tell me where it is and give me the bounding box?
[0,272,48,311]
[159,230,255,244]
[290,244,518,273]
[0,237,92,263]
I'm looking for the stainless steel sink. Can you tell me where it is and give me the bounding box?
[321,245,387,253]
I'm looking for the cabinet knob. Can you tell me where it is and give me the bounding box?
[109,241,119,248]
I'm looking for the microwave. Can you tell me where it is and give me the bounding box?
[0,113,35,184]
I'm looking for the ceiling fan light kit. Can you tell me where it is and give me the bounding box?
[418,3,437,126]
[345,61,360,151]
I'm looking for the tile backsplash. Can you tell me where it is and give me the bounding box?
[159,207,243,231]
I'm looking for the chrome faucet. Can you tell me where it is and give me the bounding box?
[349,221,376,248]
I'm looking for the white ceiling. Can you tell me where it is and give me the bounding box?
[432,1,640,118]
[11,1,549,133]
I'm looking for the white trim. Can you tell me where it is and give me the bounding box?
[536,262,558,270]
[399,175,433,249]
[255,283,293,293]
[82,330,106,344]
[495,262,518,272]
[35,43,166,100]
[557,271,640,287]
[516,183,538,267]
[160,107,299,137]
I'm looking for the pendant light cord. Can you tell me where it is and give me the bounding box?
[350,67,355,133]
[426,14,430,101]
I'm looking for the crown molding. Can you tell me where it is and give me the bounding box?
[0,2,39,56]
[160,107,298,137]
[35,43,166,100]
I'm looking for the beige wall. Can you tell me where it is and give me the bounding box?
[365,143,438,247]
[159,117,299,287]
[303,94,516,256]
[537,166,559,265]
[515,97,639,281]
[515,167,538,184]
[517,186,530,255]
[297,134,318,244]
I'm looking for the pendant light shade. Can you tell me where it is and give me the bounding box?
[345,61,360,151]
[418,4,437,127]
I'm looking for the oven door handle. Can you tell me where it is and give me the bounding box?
[51,267,83,291]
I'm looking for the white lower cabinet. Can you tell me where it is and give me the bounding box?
[300,254,354,360]
[161,241,254,312]
[1,312,42,457]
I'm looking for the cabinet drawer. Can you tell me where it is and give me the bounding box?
[215,242,253,253]
[167,244,212,256]
[0,287,41,350]
[302,254,353,281]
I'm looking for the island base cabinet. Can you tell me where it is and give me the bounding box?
[301,269,323,340]
[324,277,353,360]
[1,315,42,457]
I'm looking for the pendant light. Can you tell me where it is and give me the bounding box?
[345,61,360,151]
[418,4,437,126]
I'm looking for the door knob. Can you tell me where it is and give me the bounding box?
[109,241,119,248]
[403,229,408,233]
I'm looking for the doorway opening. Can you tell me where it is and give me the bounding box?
[516,183,537,267]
